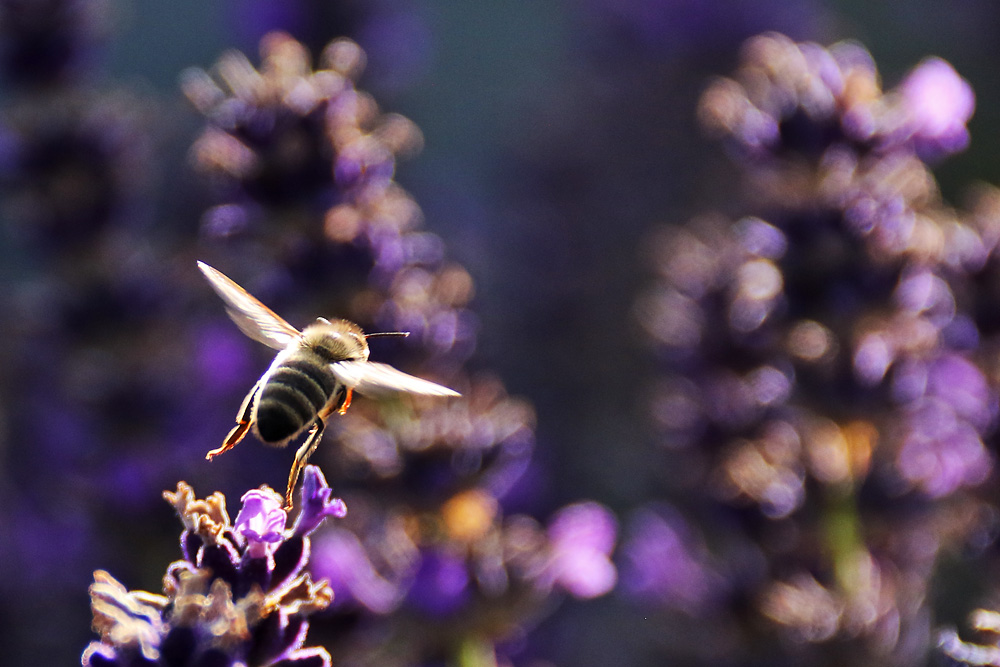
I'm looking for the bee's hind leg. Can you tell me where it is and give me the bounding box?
[284,417,326,509]
[207,381,261,460]
[284,389,349,508]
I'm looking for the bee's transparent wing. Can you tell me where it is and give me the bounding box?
[198,261,300,350]
[331,361,460,398]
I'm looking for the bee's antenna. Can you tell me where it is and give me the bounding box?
[365,331,411,339]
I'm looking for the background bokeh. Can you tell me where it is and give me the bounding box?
[6,1,1000,665]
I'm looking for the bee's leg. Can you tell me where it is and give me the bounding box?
[206,381,260,460]
[284,393,348,508]
[284,417,325,509]
[336,387,354,415]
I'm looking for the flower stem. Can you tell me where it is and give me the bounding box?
[454,636,498,667]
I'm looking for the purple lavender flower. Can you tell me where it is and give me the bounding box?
[899,57,975,159]
[543,501,617,599]
[291,465,348,537]
[81,465,344,666]
[235,486,288,559]
[890,353,996,497]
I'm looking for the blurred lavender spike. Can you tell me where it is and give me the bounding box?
[184,31,617,666]
[632,32,1000,666]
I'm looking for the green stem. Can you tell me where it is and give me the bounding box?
[454,636,498,667]
[823,482,865,595]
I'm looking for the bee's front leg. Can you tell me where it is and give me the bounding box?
[207,381,261,460]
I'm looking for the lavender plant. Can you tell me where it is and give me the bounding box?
[82,465,346,667]
[630,32,1000,665]
[178,32,617,665]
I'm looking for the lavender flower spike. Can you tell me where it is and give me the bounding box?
[293,465,348,537]
[82,473,341,667]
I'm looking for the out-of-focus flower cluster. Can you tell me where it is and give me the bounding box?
[0,0,109,86]
[185,32,617,664]
[183,31,423,250]
[698,32,975,162]
[0,0,150,254]
[0,89,151,254]
[82,465,345,667]
[631,32,1000,664]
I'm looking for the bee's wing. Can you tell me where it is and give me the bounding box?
[331,361,461,398]
[198,261,301,350]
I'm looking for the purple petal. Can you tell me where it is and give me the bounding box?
[897,401,991,497]
[548,502,617,555]
[902,58,974,136]
[927,354,995,427]
[546,502,619,599]
[549,547,617,599]
[234,487,287,558]
[899,57,974,155]
[292,466,347,537]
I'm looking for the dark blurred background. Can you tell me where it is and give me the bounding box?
[5,1,1000,665]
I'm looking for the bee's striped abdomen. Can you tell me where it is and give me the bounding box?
[255,353,338,444]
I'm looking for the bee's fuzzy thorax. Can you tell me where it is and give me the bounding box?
[300,318,369,362]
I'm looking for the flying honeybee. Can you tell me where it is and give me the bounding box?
[198,261,460,508]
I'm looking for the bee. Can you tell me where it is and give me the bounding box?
[198,261,460,508]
